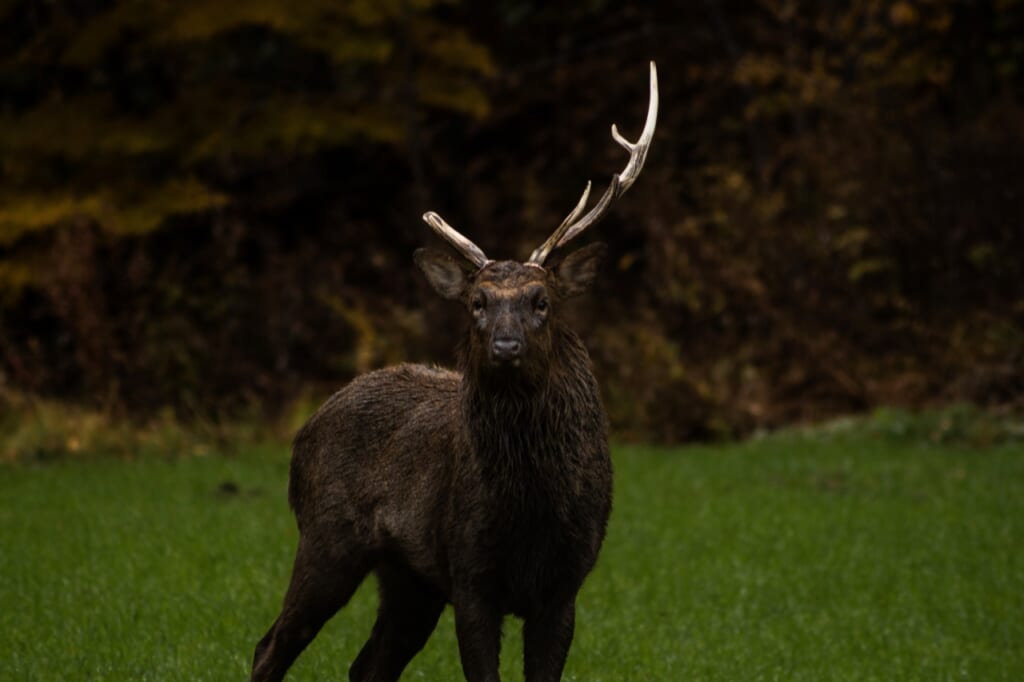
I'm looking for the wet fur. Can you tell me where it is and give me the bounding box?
[252,249,611,682]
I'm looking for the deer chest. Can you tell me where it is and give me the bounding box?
[450,477,609,615]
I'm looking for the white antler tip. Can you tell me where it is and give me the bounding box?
[611,123,631,149]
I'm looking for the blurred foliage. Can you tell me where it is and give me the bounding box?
[0,0,493,259]
[0,387,264,461]
[864,404,1024,448]
[0,0,1022,441]
[785,404,1024,449]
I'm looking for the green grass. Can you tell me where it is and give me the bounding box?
[1,426,1022,680]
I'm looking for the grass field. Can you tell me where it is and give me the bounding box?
[1,417,1022,680]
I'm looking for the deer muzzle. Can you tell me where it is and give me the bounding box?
[491,337,522,362]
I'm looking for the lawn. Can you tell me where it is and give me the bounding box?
[1,421,1022,680]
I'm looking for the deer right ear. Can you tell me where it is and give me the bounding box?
[555,242,607,298]
[414,248,470,300]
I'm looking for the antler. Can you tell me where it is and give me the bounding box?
[422,211,490,269]
[528,61,659,266]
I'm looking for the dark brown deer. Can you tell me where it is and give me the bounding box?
[252,62,658,682]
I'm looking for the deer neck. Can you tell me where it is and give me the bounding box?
[458,327,601,466]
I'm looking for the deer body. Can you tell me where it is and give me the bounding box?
[252,63,658,682]
[292,333,610,596]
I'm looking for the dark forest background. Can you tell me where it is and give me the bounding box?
[0,0,1021,442]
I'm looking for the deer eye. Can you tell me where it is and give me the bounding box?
[472,297,485,313]
[535,298,549,313]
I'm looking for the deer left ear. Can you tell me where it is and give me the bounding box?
[555,242,607,298]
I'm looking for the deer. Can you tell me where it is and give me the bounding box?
[251,62,658,682]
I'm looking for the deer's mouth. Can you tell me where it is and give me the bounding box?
[489,354,523,369]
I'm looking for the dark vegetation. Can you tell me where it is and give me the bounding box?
[1,1,1022,441]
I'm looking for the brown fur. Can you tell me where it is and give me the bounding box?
[252,243,611,682]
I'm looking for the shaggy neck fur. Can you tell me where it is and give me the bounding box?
[458,322,606,498]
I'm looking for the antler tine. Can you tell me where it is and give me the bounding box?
[529,61,659,265]
[610,60,659,194]
[422,211,490,269]
[527,181,591,265]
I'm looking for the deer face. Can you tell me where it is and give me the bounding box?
[468,261,550,367]
[415,244,606,373]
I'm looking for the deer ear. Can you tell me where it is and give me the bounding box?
[555,242,607,298]
[414,248,470,300]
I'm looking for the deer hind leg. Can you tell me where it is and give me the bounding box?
[252,536,369,682]
[348,564,446,682]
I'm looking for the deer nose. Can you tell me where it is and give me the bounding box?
[491,338,522,360]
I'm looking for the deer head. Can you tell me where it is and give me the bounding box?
[415,62,658,379]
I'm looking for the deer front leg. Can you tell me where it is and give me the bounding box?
[523,599,576,682]
[452,589,503,682]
